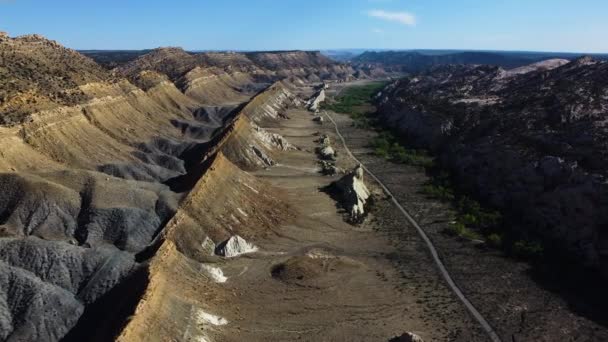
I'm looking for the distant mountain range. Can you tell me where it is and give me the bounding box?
[321,49,608,71]
[81,48,608,75]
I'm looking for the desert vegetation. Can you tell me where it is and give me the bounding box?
[321,81,386,128]
[327,82,548,261]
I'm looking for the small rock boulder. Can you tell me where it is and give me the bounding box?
[389,332,424,342]
[307,89,326,111]
[215,235,258,258]
[319,161,343,176]
[316,135,331,146]
[318,146,336,160]
[332,165,371,222]
[250,145,274,166]
[201,237,216,255]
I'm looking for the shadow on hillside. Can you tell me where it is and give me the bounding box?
[527,258,608,328]
[61,265,150,342]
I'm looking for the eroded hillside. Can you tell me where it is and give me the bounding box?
[0,33,110,125]
[0,32,327,341]
[112,48,356,105]
[376,57,608,274]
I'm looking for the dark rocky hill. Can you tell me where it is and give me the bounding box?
[115,48,354,82]
[245,50,335,69]
[79,49,152,69]
[376,57,608,274]
[354,50,608,73]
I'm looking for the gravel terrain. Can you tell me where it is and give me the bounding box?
[325,95,608,341]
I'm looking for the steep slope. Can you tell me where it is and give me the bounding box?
[117,152,292,342]
[177,66,257,105]
[114,48,260,104]
[245,50,355,80]
[376,57,608,274]
[0,33,301,341]
[0,33,109,125]
[114,48,356,104]
[113,47,198,80]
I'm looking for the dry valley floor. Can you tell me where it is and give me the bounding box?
[197,106,488,341]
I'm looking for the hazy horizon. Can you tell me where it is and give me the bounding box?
[76,48,608,56]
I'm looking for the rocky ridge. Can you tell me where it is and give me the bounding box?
[0,33,110,125]
[114,47,356,105]
[0,33,312,341]
[376,57,608,273]
[352,50,608,74]
[330,165,371,222]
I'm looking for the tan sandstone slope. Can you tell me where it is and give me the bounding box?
[0,32,314,341]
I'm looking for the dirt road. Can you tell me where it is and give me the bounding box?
[320,83,608,342]
[323,111,502,342]
[201,106,488,341]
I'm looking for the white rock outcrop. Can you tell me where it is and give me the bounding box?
[200,264,228,283]
[215,235,258,258]
[319,160,343,176]
[196,310,228,326]
[253,125,295,151]
[250,144,274,167]
[201,237,216,255]
[319,146,336,160]
[307,89,326,112]
[316,135,331,146]
[333,165,371,222]
[249,84,301,122]
[391,332,424,342]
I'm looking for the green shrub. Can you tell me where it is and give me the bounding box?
[457,213,478,226]
[371,134,392,153]
[369,133,434,167]
[512,240,544,259]
[323,82,387,116]
[455,196,502,229]
[456,196,481,215]
[328,82,514,253]
[421,184,455,202]
[478,210,502,228]
[445,222,482,240]
[486,233,503,248]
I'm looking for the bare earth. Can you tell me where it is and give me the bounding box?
[199,106,488,342]
[321,82,608,342]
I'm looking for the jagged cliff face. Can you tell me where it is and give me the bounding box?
[377,58,608,273]
[0,33,303,341]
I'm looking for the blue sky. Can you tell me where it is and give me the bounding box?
[1,0,607,52]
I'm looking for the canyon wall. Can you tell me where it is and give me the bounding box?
[377,58,608,273]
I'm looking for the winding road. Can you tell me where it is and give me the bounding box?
[323,110,503,342]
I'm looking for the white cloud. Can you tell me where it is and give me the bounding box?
[372,28,384,34]
[368,9,416,26]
